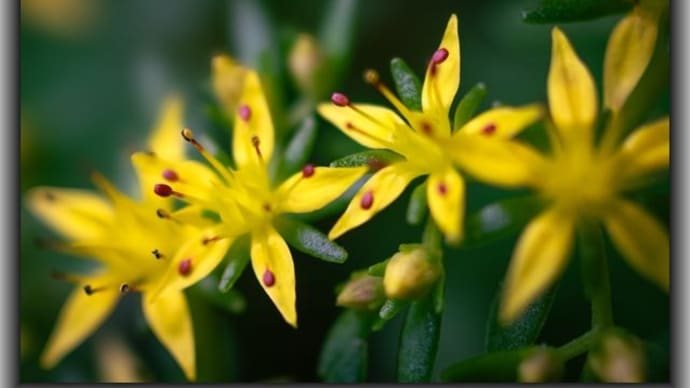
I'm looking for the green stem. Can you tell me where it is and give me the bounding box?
[557,330,598,360]
[578,220,614,329]
[421,218,442,258]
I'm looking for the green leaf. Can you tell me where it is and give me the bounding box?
[522,0,634,24]
[397,292,442,382]
[367,259,389,277]
[440,349,527,382]
[390,57,423,111]
[330,149,403,169]
[379,298,406,321]
[485,284,558,352]
[318,310,372,383]
[464,195,544,246]
[406,182,428,225]
[218,235,251,292]
[274,216,348,263]
[433,271,445,314]
[275,115,318,181]
[318,0,359,76]
[195,277,247,314]
[452,83,487,131]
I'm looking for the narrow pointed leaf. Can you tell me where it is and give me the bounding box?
[397,292,442,382]
[390,57,423,111]
[379,298,406,321]
[465,196,544,246]
[218,235,251,292]
[440,349,527,382]
[367,259,389,277]
[275,216,348,263]
[330,149,404,169]
[522,0,634,24]
[275,115,318,181]
[406,182,428,225]
[318,310,372,383]
[453,83,487,131]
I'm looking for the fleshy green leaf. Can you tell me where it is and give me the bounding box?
[453,83,487,131]
[379,298,406,321]
[367,259,389,277]
[275,216,348,263]
[440,349,527,382]
[397,291,442,382]
[329,149,404,169]
[522,0,634,24]
[195,277,246,314]
[275,115,318,181]
[390,57,423,111]
[318,310,372,383]
[464,195,544,246]
[218,235,251,292]
[406,182,428,225]
[485,283,558,352]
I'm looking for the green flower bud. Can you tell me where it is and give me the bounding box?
[383,247,441,300]
[336,274,385,310]
[518,346,563,382]
[587,328,646,382]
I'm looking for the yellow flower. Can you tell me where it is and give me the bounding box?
[26,97,230,381]
[318,14,543,243]
[143,70,367,327]
[483,22,668,324]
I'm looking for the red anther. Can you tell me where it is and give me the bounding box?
[178,258,192,276]
[262,269,276,287]
[302,163,315,178]
[360,190,374,210]
[238,105,252,121]
[162,169,179,182]
[367,158,386,172]
[481,123,497,135]
[331,92,350,107]
[431,48,449,65]
[421,122,433,134]
[437,182,448,196]
[154,183,173,197]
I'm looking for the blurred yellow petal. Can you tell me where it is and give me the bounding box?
[26,187,113,240]
[250,226,297,327]
[602,199,668,291]
[142,291,195,381]
[500,207,575,324]
[233,70,275,168]
[548,28,597,140]
[604,5,660,112]
[276,166,368,213]
[457,104,544,138]
[421,14,460,123]
[618,117,669,179]
[96,334,145,382]
[147,95,185,162]
[317,102,405,151]
[329,162,425,239]
[446,133,545,188]
[40,278,119,368]
[212,54,248,115]
[427,167,464,243]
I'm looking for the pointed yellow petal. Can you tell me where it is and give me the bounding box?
[548,28,598,141]
[26,187,113,240]
[426,167,465,243]
[329,162,425,239]
[250,226,297,327]
[317,102,405,150]
[602,199,668,291]
[446,133,545,188]
[500,207,575,324]
[147,95,185,161]
[618,117,669,179]
[457,104,544,138]
[142,291,195,381]
[421,14,460,124]
[40,279,119,368]
[212,54,248,115]
[276,166,368,214]
[604,5,661,112]
[233,70,274,168]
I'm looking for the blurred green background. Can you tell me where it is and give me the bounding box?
[20,0,669,382]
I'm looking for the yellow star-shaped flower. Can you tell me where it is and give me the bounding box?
[318,14,543,243]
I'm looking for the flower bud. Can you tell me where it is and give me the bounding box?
[336,274,385,310]
[212,54,248,116]
[383,247,441,300]
[587,329,646,382]
[518,346,563,382]
[288,34,324,97]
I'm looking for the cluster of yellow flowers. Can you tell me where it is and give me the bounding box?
[27,4,668,381]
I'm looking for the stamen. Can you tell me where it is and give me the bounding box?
[437,182,448,196]
[421,122,433,135]
[262,269,276,287]
[83,284,104,295]
[367,158,386,172]
[251,135,263,160]
[431,48,449,65]
[362,69,416,125]
[162,169,179,182]
[178,258,192,276]
[238,104,252,121]
[119,283,130,293]
[481,123,497,135]
[152,249,164,259]
[331,92,350,107]
[262,202,272,212]
[154,184,174,197]
[302,163,315,178]
[50,270,84,284]
[360,190,374,210]
[344,121,393,148]
[181,128,236,185]
[202,236,223,245]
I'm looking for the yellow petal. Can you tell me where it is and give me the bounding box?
[426,167,464,243]
[40,277,119,368]
[618,117,669,179]
[500,207,575,324]
[602,199,668,291]
[275,166,368,214]
[421,14,460,124]
[233,70,274,168]
[548,28,598,141]
[457,104,544,138]
[26,187,113,240]
[446,133,545,188]
[604,5,661,112]
[146,95,185,162]
[317,102,405,151]
[250,225,297,327]
[212,54,248,115]
[329,162,425,239]
[142,290,195,381]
